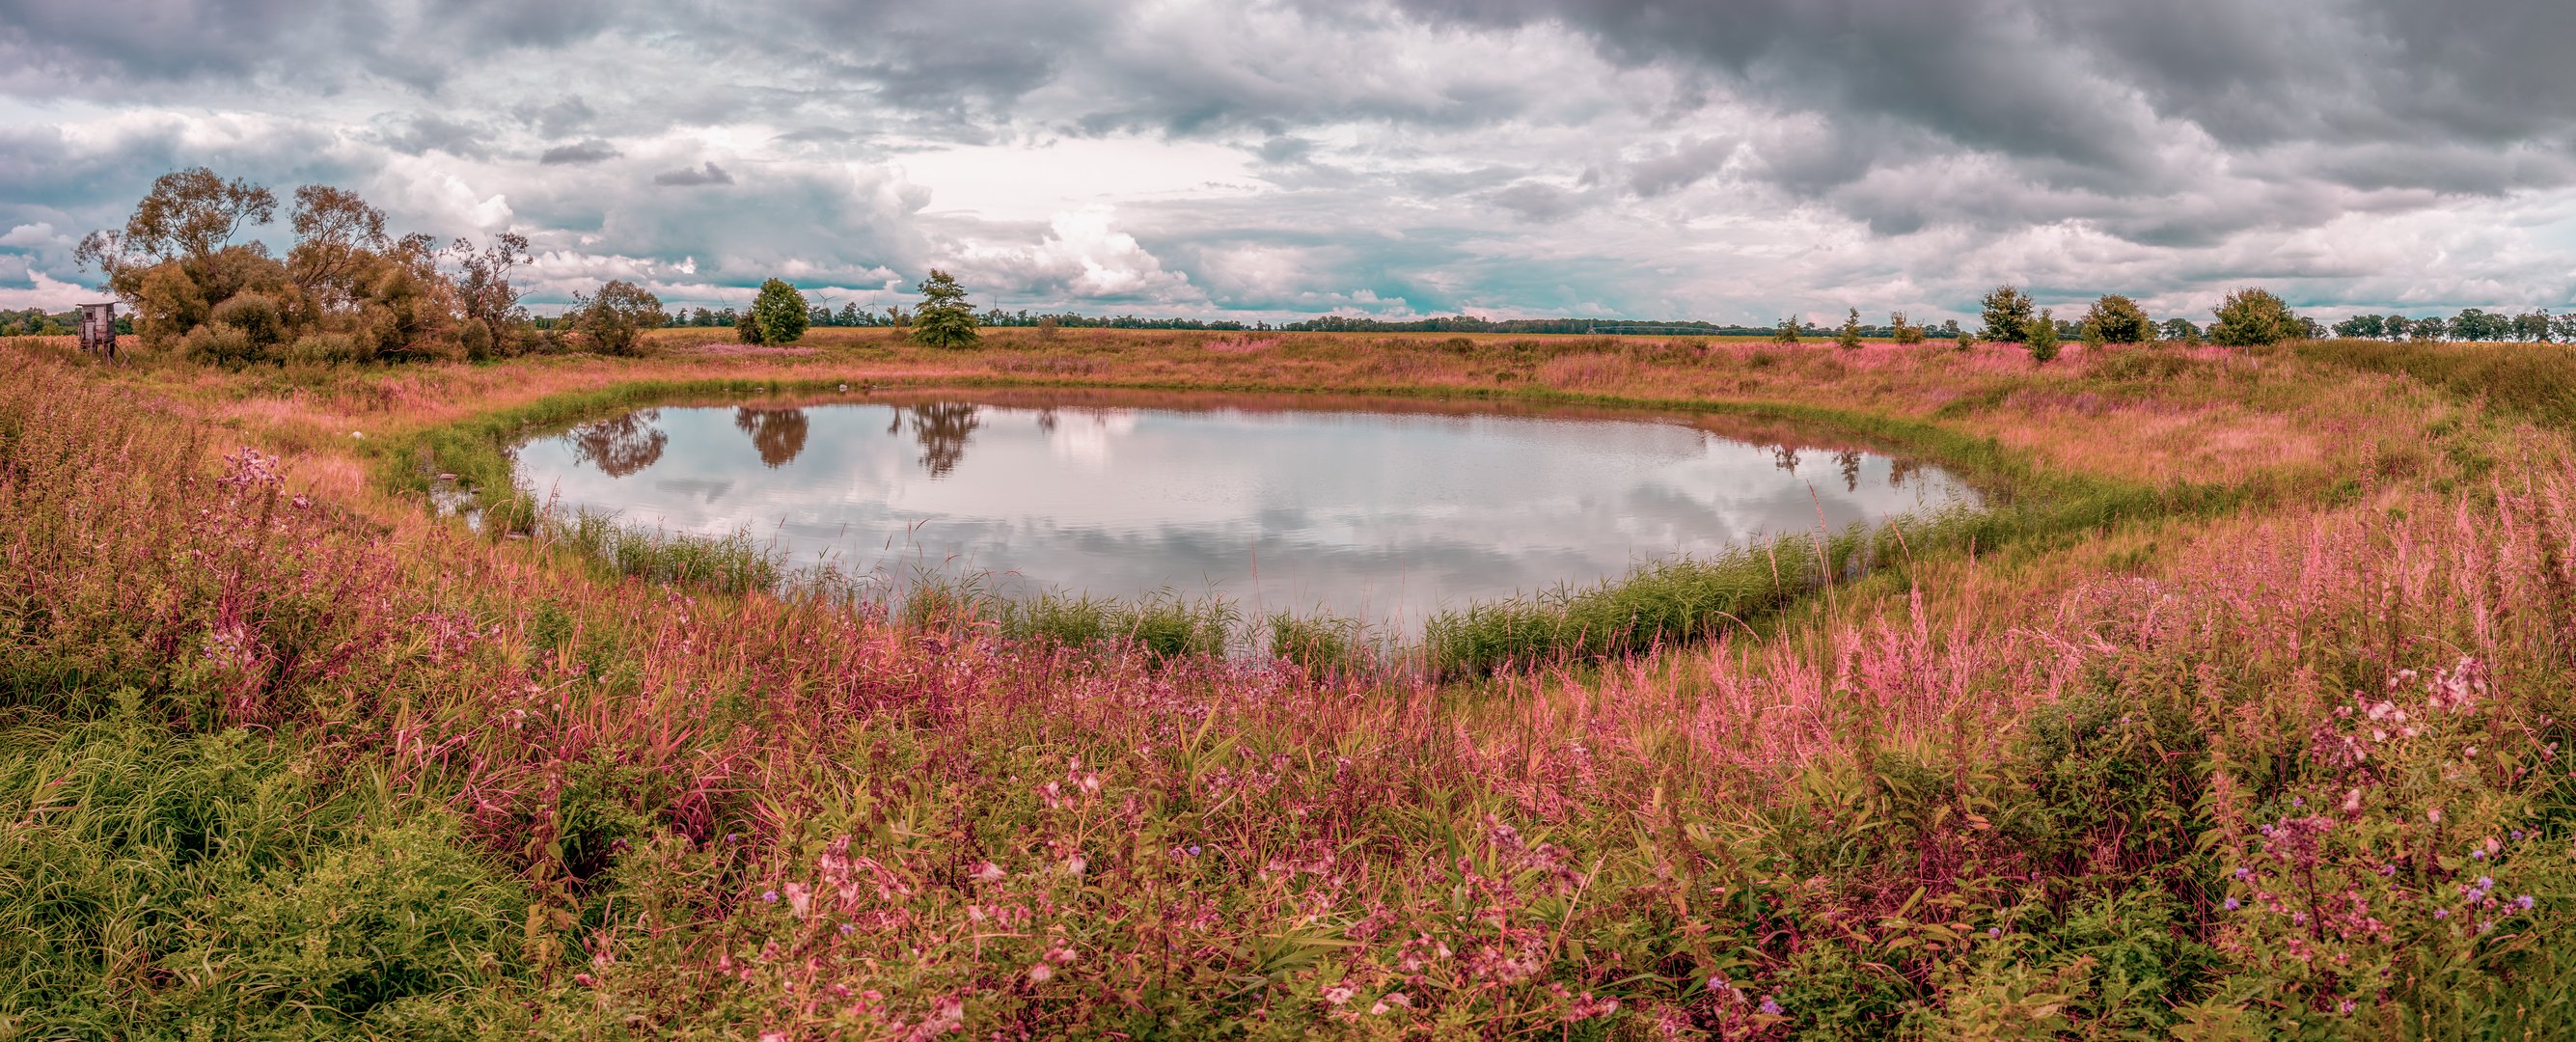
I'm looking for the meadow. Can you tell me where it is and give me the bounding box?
[5,326,2575,1038]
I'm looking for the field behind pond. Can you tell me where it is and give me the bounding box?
[6,329,2576,1038]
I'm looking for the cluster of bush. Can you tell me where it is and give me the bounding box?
[67,167,1004,364]
[73,168,671,364]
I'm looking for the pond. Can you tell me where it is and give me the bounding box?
[511,390,1976,633]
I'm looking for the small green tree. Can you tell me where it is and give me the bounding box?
[1956,331,1974,352]
[1772,315,1801,345]
[2026,308,2060,363]
[1836,308,1864,350]
[2209,288,2296,346]
[741,279,809,345]
[570,280,665,356]
[909,269,980,348]
[1980,285,2035,343]
[1890,311,1925,344]
[2081,294,2153,343]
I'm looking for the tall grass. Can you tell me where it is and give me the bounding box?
[542,507,784,594]
[11,339,2574,1035]
[2297,337,2576,427]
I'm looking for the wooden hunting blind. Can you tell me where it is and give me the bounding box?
[76,301,115,358]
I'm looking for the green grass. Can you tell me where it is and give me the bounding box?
[0,704,534,1036]
[543,507,784,595]
[2297,338,2576,427]
[991,588,1240,661]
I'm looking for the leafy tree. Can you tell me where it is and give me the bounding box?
[2209,288,2297,346]
[1980,285,2035,343]
[2446,308,2508,343]
[570,280,666,356]
[2403,316,2441,341]
[743,279,810,345]
[1938,318,1962,339]
[284,185,392,303]
[837,302,864,327]
[76,167,277,282]
[910,270,980,348]
[2553,313,2576,344]
[2159,317,2202,344]
[2025,307,2060,363]
[449,233,533,360]
[1955,330,1973,352]
[1835,308,1864,350]
[1772,315,1801,345]
[1889,311,1924,344]
[2081,294,2153,343]
[2332,314,2386,340]
[2512,309,2553,343]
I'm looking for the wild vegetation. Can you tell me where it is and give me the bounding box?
[8,314,2576,1037]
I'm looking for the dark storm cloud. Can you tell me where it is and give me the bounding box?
[1377,0,2576,230]
[540,140,622,165]
[368,113,494,158]
[652,162,734,187]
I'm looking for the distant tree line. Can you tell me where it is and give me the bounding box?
[2327,309,2576,343]
[0,307,131,337]
[664,304,1267,332]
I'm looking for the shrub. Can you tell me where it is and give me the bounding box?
[2082,294,2154,344]
[2210,288,2298,346]
[180,322,260,366]
[1837,308,1865,350]
[284,332,370,365]
[570,279,665,356]
[910,269,981,349]
[1982,285,2035,343]
[1891,311,1926,344]
[745,279,808,346]
[2026,308,2061,363]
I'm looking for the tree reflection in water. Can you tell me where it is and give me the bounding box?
[892,402,981,478]
[732,407,810,469]
[569,409,668,478]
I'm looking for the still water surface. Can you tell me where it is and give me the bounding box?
[513,392,1975,630]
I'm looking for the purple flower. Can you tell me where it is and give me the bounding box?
[2472,849,2487,861]
[1987,927,2002,938]
[762,890,779,903]
[2519,895,2537,911]
[2512,830,2526,841]
[1188,845,1201,856]
[2292,797,2305,809]
[1758,998,1783,1016]
[840,923,855,935]
[2479,876,2494,890]
[2234,867,2251,881]
[2435,909,2451,919]
[2223,898,2240,911]
[2260,824,2274,836]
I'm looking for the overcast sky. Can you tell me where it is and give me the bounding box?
[5,0,2576,323]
